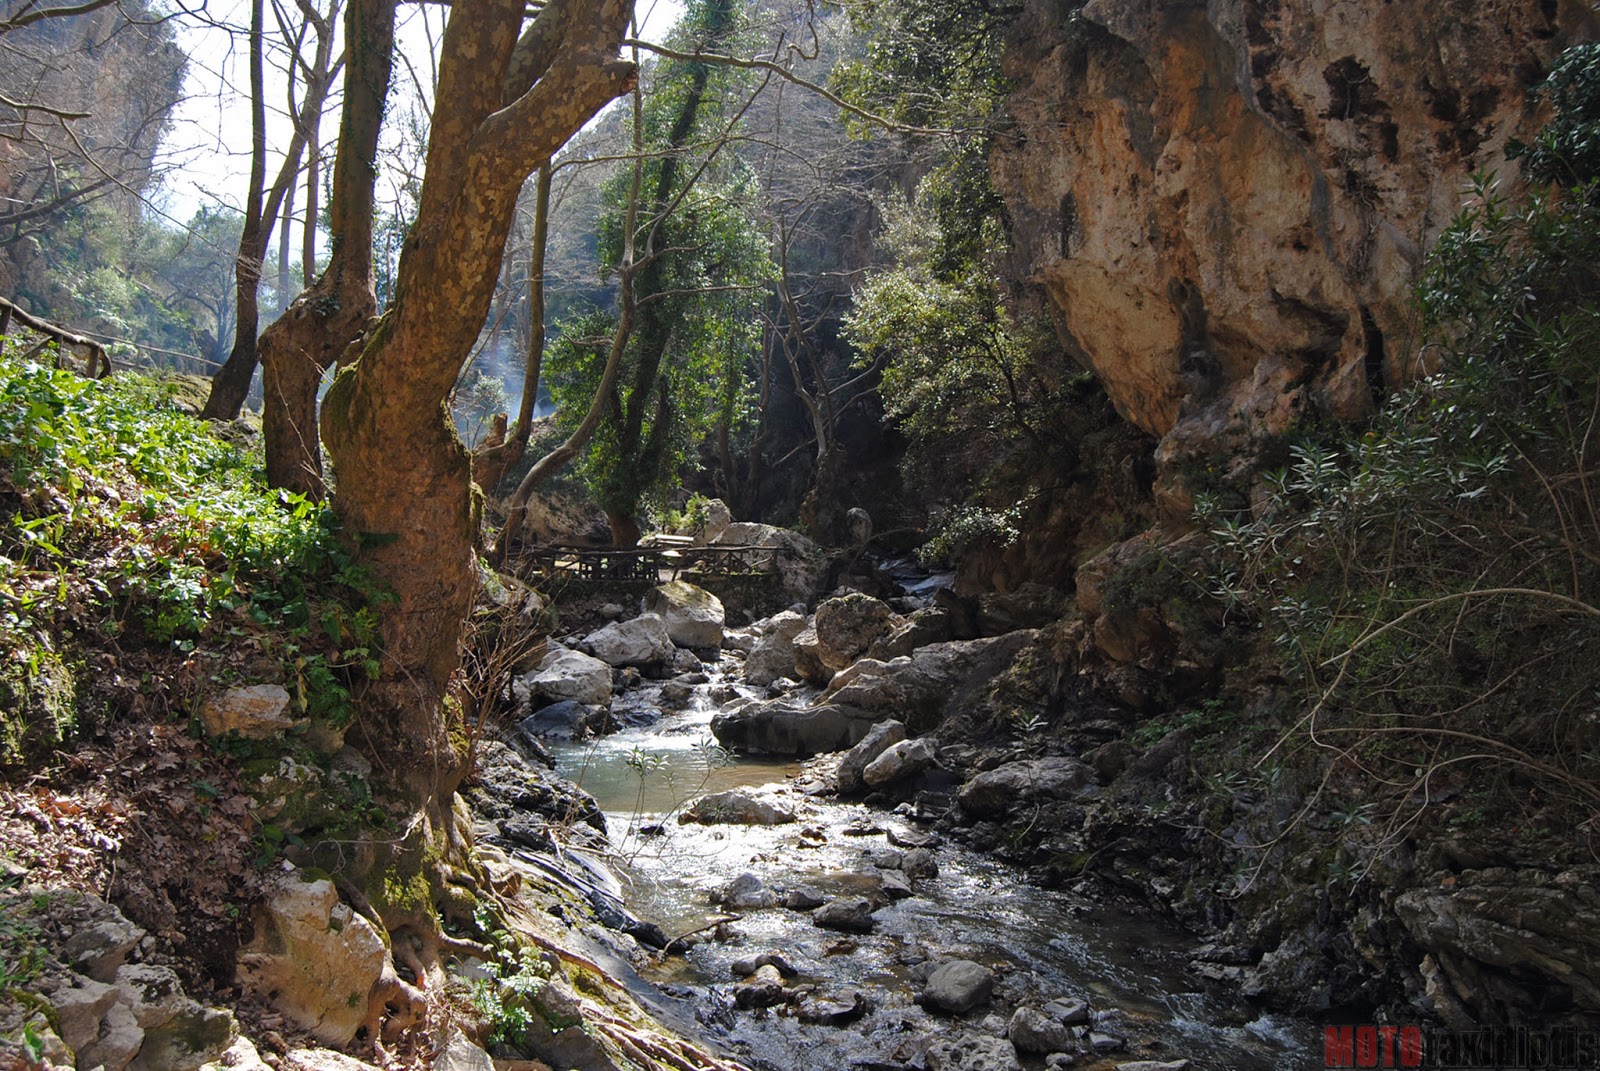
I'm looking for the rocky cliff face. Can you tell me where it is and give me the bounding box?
[993,0,1598,515]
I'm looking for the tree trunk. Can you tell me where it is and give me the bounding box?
[321,0,634,808]
[261,0,393,499]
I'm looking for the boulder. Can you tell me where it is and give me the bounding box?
[828,632,1040,730]
[522,646,613,708]
[698,497,733,544]
[865,608,953,662]
[921,960,995,1014]
[863,737,939,788]
[1008,1006,1075,1054]
[581,614,674,668]
[923,1035,1021,1071]
[835,719,907,796]
[784,886,826,910]
[714,523,828,602]
[644,581,725,649]
[812,898,876,934]
[793,594,902,680]
[845,506,873,547]
[719,872,779,910]
[902,847,939,880]
[432,1030,495,1071]
[236,871,388,1045]
[519,700,605,742]
[60,894,145,981]
[198,684,302,739]
[744,611,808,687]
[976,583,1068,636]
[734,964,790,1009]
[680,789,796,826]
[199,1037,274,1071]
[711,701,880,757]
[957,758,1095,819]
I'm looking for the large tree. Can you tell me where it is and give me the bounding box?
[312,0,635,808]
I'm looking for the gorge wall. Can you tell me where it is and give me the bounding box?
[993,0,1599,516]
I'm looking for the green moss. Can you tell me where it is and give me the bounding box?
[0,647,86,767]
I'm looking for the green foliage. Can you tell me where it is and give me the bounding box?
[546,0,773,534]
[0,886,50,990]
[1507,43,1600,188]
[0,349,389,762]
[464,904,553,1047]
[1208,49,1600,833]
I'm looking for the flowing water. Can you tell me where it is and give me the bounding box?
[548,659,1318,1071]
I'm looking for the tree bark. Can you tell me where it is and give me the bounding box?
[320,0,634,808]
[261,0,392,499]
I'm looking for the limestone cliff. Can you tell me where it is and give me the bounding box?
[993,0,1599,515]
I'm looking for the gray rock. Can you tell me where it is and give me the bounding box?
[659,680,694,707]
[734,964,790,1008]
[62,894,146,982]
[793,594,902,681]
[50,975,120,1055]
[902,847,939,880]
[1044,998,1090,1025]
[644,581,725,649]
[523,646,614,708]
[1045,1055,1076,1071]
[865,608,954,662]
[581,614,674,667]
[1008,1006,1075,1054]
[813,898,876,934]
[784,886,826,910]
[879,871,914,900]
[863,847,903,869]
[432,1029,494,1071]
[670,647,703,675]
[730,952,796,978]
[797,991,870,1026]
[923,1034,1021,1071]
[957,758,1094,818]
[680,789,796,826]
[888,827,937,849]
[718,871,779,910]
[711,701,881,757]
[845,506,873,547]
[519,700,604,742]
[921,959,995,1014]
[699,498,733,544]
[744,611,808,686]
[836,719,907,795]
[1088,1032,1125,1054]
[863,737,939,788]
[79,1001,143,1071]
[713,523,828,603]
[828,632,1041,728]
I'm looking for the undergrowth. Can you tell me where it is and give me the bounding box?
[0,346,389,764]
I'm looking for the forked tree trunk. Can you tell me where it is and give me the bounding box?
[319,0,634,808]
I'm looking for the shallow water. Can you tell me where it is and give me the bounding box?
[549,658,1319,1071]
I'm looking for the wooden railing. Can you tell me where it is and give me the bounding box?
[517,543,778,584]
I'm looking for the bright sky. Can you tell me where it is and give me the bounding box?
[155,0,684,229]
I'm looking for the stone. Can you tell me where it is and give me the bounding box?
[519,700,604,742]
[827,633,1041,729]
[730,952,796,978]
[734,964,790,1009]
[1044,999,1090,1025]
[198,684,302,739]
[61,894,145,982]
[921,960,995,1014]
[432,1029,495,1071]
[643,581,725,649]
[236,870,388,1046]
[522,647,614,708]
[199,1036,275,1071]
[50,975,121,1056]
[717,871,779,910]
[78,1001,144,1071]
[581,614,674,668]
[711,701,880,757]
[670,647,703,674]
[1088,1033,1125,1054]
[797,991,870,1026]
[713,523,829,603]
[812,898,876,934]
[957,758,1094,818]
[835,719,907,795]
[902,847,940,880]
[923,1034,1021,1071]
[659,680,694,707]
[699,498,733,544]
[793,594,902,680]
[129,1002,236,1071]
[783,886,826,910]
[878,871,914,900]
[994,0,1591,516]
[743,611,808,687]
[865,609,954,662]
[887,827,936,849]
[975,584,1068,636]
[680,789,796,826]
[1045,1055,1075,1071]
[863,737,939,788]
[1008,1006,1075,1054]
[723,627,759,653]
[282,1051,381,1071]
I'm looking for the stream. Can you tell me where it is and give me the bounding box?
[549,658,1318,1071]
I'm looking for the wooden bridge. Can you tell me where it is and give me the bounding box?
[517,538,778,585]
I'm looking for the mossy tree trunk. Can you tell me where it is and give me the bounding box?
[318,0,635,810]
